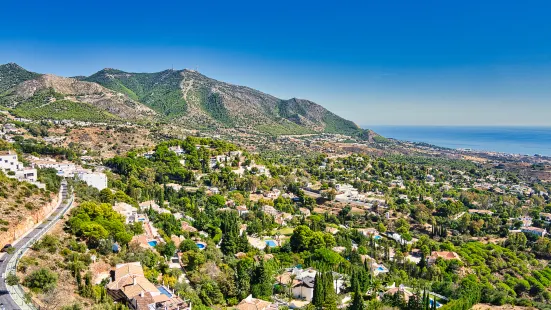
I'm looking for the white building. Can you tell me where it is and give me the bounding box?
[284,268,344,302]
[75,170,107,191]
[31,159,77,177]
[521,226,547,237]
[113,202,139,224]
[0,151,38,183]
[169,145,186,156]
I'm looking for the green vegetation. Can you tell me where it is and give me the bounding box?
[6,272,20,286]
[85,69,187,117]
[11,134,551,310]
[8,88,120,122]
[196,89,233,125]
[67,201,134,248]
[14,137,78,160]
[322,110,360,135]
[256,121,314,135]
[37,168,62,192]
[23,268,58,292]
[0,63,41,93]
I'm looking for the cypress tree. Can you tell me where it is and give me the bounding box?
[75,271,82,292]
[323,272,337,310]
[350,270,359,294]
[348,286,365,310]
[312,273,325,309]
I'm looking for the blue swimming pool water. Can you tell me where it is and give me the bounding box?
[158,286,173,298]
[196,243,205,249]
[148,240,158,247]
[265,240,277,247]
[429,299,442,308]
[377,266,386,272]
[374,235,382,240]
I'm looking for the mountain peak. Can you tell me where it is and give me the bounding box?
[1,62,24,70]
[0,63,41,93]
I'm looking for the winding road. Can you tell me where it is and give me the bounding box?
[0,181,72,310]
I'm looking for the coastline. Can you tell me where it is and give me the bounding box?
[366,125,551,156]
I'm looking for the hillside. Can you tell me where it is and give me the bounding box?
[0,170,58,250]
[0,63,41,93]
[0,73,157,122]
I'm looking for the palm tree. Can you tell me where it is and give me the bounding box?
[288,273,297,300]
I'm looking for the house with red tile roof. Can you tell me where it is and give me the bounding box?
[428,251,461,265]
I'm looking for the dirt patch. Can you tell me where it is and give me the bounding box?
[49,125,155,158]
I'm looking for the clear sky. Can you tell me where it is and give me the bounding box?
[1,0,551,126]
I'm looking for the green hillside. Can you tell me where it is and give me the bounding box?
[9,88,120,122]
[84,69,187,117]
[0,63,41,93]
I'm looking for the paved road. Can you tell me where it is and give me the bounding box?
[0,181,71,310]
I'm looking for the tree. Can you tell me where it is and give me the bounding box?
[348,287,365,310]
[504,232,527,251]
[323,272,337,310]
[312,273,325,309]
[99,188,114,204]
[290,225,313,252]
[236,258,253,300]
[251,260,273,300]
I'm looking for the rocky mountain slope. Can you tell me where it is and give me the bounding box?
[0,73,156,121]
[0,63,375,138]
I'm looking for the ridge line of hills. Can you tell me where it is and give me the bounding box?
[0,62,376,140]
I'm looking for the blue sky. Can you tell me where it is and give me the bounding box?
[1,0,551,126]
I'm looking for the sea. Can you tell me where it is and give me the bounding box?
[365,126,551,156]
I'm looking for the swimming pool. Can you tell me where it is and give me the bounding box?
[148,240,158,247]
[158,286,173,298]
[196,242,206,249]
[376,266,386,272]
[429,299,442,308]
[265,240,277,247]
[374,235,382,240]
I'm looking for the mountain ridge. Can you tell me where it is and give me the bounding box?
[0,63,376,139]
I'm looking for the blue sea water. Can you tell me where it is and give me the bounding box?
[366,126,551,156]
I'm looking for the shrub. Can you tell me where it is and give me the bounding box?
[6,272,20,286]
[23,268,58,292]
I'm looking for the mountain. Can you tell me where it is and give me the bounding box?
[86,68,370,136]
[0,73,156,122]
[0,63,375,139]
[0,63,41,93]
